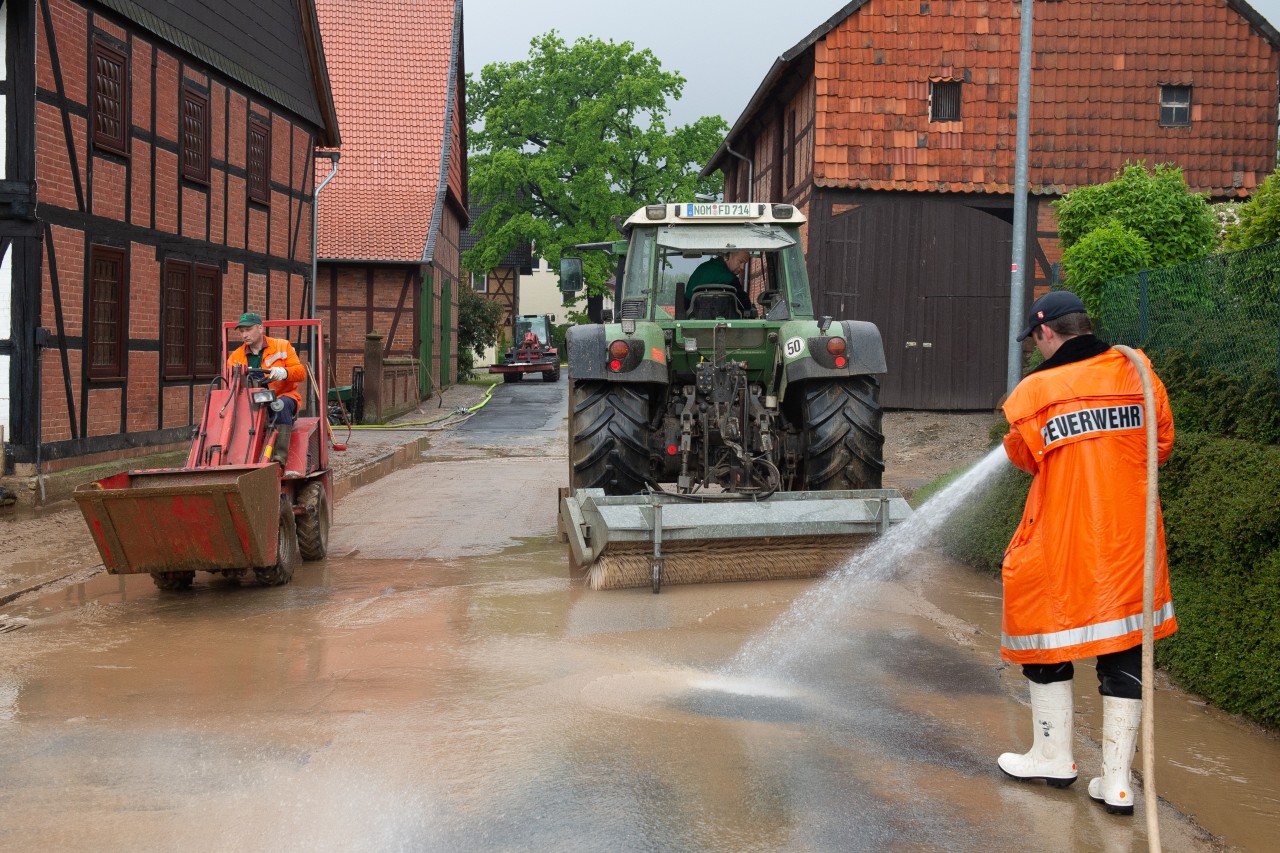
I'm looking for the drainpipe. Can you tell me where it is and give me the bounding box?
[310,150,340,410]
[726,144,753,202]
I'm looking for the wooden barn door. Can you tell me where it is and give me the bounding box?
[817,193,1016,410]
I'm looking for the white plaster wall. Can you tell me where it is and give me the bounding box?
[1,244,11,442]
[1,4,8,180]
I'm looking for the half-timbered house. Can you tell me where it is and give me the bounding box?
[0,0,339,486]
[314,0,468,400]
[704,0,1280,409]
[461,203,533,362]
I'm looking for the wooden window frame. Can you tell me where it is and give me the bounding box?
[181,84,211,185]
[929,80,962,122]
[1160,85,1192,127]
[88,245,128,381]
[247,115,271,206]
[163,259,221,380]
[91,38,130,157]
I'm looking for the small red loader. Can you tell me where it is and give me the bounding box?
[74,319,341,591]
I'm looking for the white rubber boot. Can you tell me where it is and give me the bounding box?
[998,680,1078,788]
[1089,696,1142,815]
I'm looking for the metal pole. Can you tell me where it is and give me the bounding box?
[1006,0,1035,393]
[310,151,339,414]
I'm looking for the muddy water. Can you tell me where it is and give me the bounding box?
[912,551,1280,853]
[0,534,1259,851]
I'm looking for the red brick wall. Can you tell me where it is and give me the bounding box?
[317,264,422,390]
[33,0,322,462]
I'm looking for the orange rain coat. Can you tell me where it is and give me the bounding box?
[1001,346,1177,664]
[227,336,305,407]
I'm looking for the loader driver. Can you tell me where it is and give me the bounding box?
[228,312,305,477]
[996,290,1177,816]
[684,251,752,316]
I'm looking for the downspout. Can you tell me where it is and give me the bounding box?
[310,150,339,411]
[726,144,754,202]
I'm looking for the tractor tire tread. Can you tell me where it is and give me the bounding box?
[800,377,886,490]
[569,381,651,495]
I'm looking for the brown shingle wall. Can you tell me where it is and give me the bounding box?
[814,0,1277,195]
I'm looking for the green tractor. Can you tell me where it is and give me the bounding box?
[558,202,910,592]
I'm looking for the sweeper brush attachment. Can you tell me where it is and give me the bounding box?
[559,488,912,592]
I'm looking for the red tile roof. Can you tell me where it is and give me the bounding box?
[315,0,464,261]
[711,0,1279,197]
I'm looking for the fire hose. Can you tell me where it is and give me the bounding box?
[1114,344,1161,852]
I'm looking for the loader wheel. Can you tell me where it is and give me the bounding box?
[543,364,561,382]
[503,372,522,383]
[256,495,299,586]
[569,380,651,495]
[296,482,329,561]
[151,571,195,591]
[799,376,885,490]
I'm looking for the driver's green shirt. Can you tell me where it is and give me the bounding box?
[246,349,264,370]
[684,257,737,300]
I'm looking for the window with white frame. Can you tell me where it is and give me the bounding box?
[1160,85,1192,127]
[471,271,488,293]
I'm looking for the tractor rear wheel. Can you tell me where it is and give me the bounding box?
[151,570,195,591]
[569,380,650,495]
[256,495,299,586]
[296,482,329,561]
[799,376,885,490]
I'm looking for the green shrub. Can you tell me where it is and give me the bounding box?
[1223,171,1280,251]
[932,463,1031,575]
[1061,221,1153,315]
[1153,351,1280,445]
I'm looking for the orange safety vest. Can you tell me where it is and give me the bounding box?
[1001,346,1177,664]
[227,336,305,407]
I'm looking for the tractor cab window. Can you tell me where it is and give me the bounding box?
[515,317,548,344]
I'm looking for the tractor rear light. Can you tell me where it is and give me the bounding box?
[609,359,623,372]
[608,340,630,359]
[667,444,679,456]
[835,355,848,368]
[826,337,847,356]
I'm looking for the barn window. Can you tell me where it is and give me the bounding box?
[248,116,271,205]
[929,80,962,122]
[163,260,221,379]
[181,84,211,184]
[92,39,129,156]
[1160,85,1192,127]
[88,245,127,379]
[471,271,488,293]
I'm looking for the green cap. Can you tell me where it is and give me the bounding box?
[235,312,263,328]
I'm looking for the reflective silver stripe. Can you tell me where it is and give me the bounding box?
[1003,601,1176,652]
[264,351,287,367]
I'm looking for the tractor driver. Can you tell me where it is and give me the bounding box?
[684,251,752,316]
[227,312,305,476]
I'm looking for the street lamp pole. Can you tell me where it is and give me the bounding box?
[1007,0,1035,393]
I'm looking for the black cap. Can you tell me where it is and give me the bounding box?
[1016,291,1088,341]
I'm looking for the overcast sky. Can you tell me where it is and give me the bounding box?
[463,0,1280,131]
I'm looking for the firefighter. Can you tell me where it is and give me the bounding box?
[227,312,306,477]
[996,290,1177,816]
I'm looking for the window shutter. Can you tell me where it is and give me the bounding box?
[92,41,129,155]
[193,266,221,376]
[248,117,271,205]
[89,246,127,378]
[181,86,210,184]
[164,262,192,377]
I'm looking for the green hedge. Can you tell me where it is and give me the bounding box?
[932,432,1280,729]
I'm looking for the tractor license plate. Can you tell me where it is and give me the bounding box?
[683,202,758,218]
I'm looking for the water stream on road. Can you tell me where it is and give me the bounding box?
[725,445,1011,680]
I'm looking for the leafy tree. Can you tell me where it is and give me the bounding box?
[1222,171,1280,250]
[456,285,504,381]
[465,32,729,298]
[1055,162,1216,269]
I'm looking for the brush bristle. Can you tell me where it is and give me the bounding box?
[582,537,865,590]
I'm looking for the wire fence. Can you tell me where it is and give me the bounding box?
[1092,240,1280,389]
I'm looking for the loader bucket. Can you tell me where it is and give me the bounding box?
[559,488,912,591]
[74,464,282,574]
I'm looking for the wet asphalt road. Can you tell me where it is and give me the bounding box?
[0,378,1274,851]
